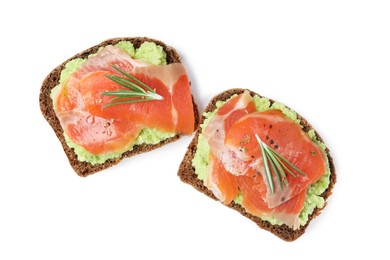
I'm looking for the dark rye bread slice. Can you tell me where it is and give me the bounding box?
[40,37,199,177]
[178,88,336,241]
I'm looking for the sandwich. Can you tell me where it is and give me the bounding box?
[40,37,199,176]
[178,89,336,241]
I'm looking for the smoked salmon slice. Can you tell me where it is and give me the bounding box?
[53,45,195,156]
[225,110,326,208]
[205,151,307,228]
[237,174,307,229]
[203,91,257,162]
[202,92,256,204]
[54,46,146,113]
[78,69,175,133]
[205,153,239,205]
[58,110,141,155]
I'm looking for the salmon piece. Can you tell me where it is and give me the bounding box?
[217,93,257,133]
[205,153,306,228]
[57,110,141,155]
[205,153,239,205]
[203,91,257,160]
[237,174,307,229]
[78,63,194,134]
[78,70,175,133]
[54,81,83,112]
[172,74,195,135]
[72,45,147,81]
[203,91,256,204]
[225,110,326,208]
[55,46,145,113]
[132,63,194,134]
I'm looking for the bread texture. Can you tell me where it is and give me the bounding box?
[177,88,336,241]
[40,37,199,177]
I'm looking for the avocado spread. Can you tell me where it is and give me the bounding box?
[192,94,331,227]
[52,41,174,165]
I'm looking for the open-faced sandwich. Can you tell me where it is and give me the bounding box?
[40,37,199,176]
[178,89,336,241]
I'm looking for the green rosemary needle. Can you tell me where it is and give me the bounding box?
[255,134,306,194]
[101,65,163,108]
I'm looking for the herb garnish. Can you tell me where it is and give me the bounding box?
[101,65,163,108]
[255,134,306,194]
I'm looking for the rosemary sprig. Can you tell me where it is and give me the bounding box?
[255,134,306,194]
[101,65,163,108]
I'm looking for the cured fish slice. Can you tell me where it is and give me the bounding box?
[57,110,141,155]
[169,74,194,134]
[72,45,148,81]
[132,63,194,134]
[203,91,256,162]
[225,110,326,208]
[237,174,307,229]
[205,153,239,205]
[55,46,147,113]
[202,92,256,203]
[206,153,306,228]
[78,70,175,133]
[78,63,194,134]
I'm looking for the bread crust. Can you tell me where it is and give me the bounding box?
[177,88,336,241]
[40,37,199,177]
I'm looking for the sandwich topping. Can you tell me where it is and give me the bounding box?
[193,91,330,229]
[101,64,164,108]
[51,41,195,164]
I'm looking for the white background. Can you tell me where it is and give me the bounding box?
[1,0,389,259]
